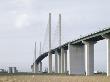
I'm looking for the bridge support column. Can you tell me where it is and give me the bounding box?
[102,34,110,76]
[39,62,42,73]
[33,63,38,73]
[55,51,58,73]
[48,52,52,73]
[83,41,96,76]
[61,48,64,73]
[36,64,39,73]
[107,38,110,76]
[68,43,85,75]
[64,50,67,73]
[32,66,34,73]
[58,52,61,73]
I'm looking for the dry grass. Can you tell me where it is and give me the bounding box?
[0,75,110,82]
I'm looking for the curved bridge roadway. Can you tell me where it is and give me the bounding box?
[36,27,110,63]
[35,28,110,75]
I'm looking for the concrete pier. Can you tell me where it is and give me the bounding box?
[68,44,85,75]
[61,48,64,73]
[64,50,67,73]
[58,52,61,73]
[107,38,110,76]
[83,41,96,75]
[8,67,13,73]
[33,63,38,73]
[36,64,39,73]
[13,67,17,73]
[102,34,110,76]
[48,52,52,73]
[39,62,42,73]
[55,51,58,73]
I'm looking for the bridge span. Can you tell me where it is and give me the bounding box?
[32,13,110,76]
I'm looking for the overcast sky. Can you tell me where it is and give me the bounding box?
[0,0,110,72]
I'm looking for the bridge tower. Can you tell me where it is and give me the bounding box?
[48,13,52,73]
[54,14,62,73]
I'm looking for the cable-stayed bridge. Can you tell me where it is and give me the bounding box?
[32,13,110,76]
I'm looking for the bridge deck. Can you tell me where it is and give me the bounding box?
[35,27,110,64]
